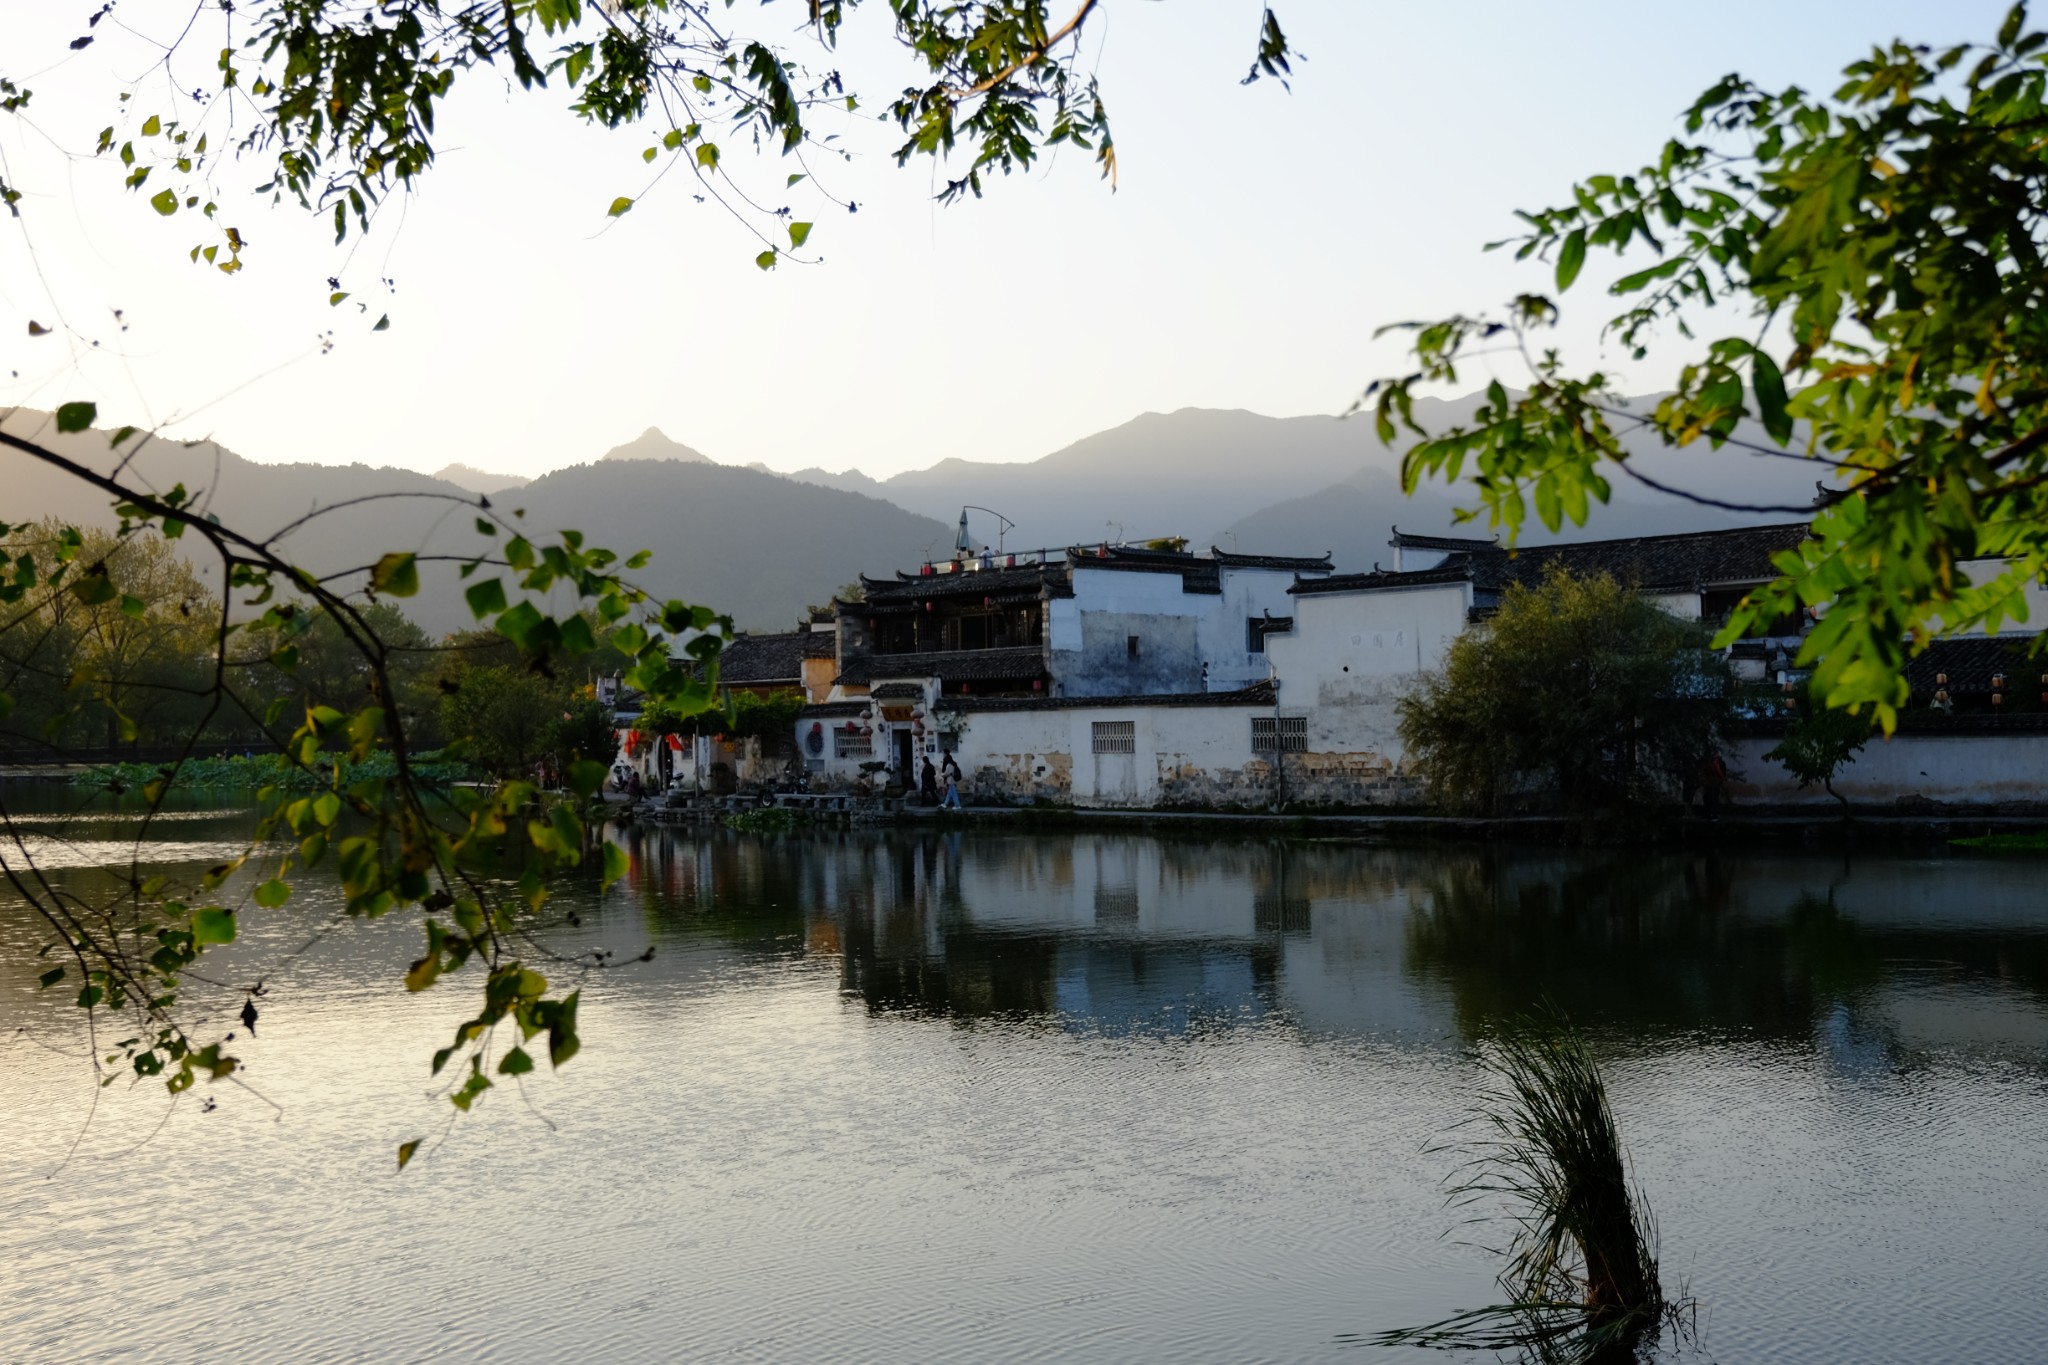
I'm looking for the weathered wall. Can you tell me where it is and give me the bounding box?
[1203,565,1315,693]
[939,702,1275,808]
[1729,731,2048,807]
[1045,564,1308,698]
[1265,581,1468,776]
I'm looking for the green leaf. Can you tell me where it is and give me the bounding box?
[191,908,237,946]
[370,552,419,597]
[786,173,805,188]
[313,791,341,826]
[118,594,146,620]
[372,314,390,332]
[141,114,160,137]
[568,759,607,797]
[755,249,777,271]
[788,221,812,249]
[1752,349,1792,444]
[55,401,97,433]
[602,841,629,893]
[695,143,719,170]
[70,574,117,606]
[149,188,178,216]
[1556,228,1587,291]
[548,992,580,1068]
[608,196,634,217]
[254,879,291,909]
[497,1047,535,1076]
[465,577,508,619]
[397,1139,422,1170]
[38,966,64,989]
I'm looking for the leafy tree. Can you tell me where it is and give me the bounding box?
[0,2,1298,1159]
[1764,679,1875,809]
[0,520,217,752]
[1370,4,2048,730]
[5,2,1291,296]
[725,688,809,748]
[438,664,568,778]
[1398,570,1732,815]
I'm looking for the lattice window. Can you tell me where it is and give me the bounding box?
[1091,720,1136,754]
[835,730,872,759]
[1251,715,1307,754]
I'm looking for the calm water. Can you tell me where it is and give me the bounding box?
[3,794,2047,1363]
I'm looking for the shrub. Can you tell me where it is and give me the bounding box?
[1399,569,1732,814]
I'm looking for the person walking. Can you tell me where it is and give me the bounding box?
[942,768,962,810]
[920,756,939,806]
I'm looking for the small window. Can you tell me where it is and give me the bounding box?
[1251,716,1306,754]
[1127,635,1141,660]
[1092,720,1136,754]
[1247,615,1292,654]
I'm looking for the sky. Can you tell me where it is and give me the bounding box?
[0,0,2018,481]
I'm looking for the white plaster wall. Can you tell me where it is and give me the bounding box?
[1955,558,2048,633]
[1265,582,1470,764]
[944,703,1267,808]
[1646,592,1702,620]
[1204,566,1314,693]
[1729,731,2048,806]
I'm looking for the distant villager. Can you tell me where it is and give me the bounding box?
[921,757,939,806]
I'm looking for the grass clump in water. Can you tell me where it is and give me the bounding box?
[1374,1009,1679,1363]
[1952,831,2048,852]
[724,806,810,834]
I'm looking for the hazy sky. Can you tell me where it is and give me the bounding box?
[0,1,2013,480]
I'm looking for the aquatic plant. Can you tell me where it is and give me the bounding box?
[1376,1010,1669,1363]
[724,806,811,834]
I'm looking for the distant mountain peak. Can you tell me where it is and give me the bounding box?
[598,427,713,464]
[433,462,530,495]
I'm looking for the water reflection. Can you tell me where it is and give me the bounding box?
[8,803,2048,1365]
[602,825,2048,1068]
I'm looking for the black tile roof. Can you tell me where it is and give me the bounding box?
[800,629,837,659]
[858,562,1072,602]
[1290,565,1477,596]
[1209,548,1335,572]
[836,646,1047,686]
[1905,637,2046,696]
[1495,523,1812,593]
[718,631,807,684]
[936,681,1277,713]
[868,681,926,700]
[1066,545,1221,594]
[1389,528,1499,552]
[1291,522,1813,598]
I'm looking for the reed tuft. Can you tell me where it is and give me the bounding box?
[1373,1009,1671,1363]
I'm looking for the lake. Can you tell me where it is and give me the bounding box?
[4,795,2046,1363]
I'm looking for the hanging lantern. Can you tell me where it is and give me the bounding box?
[983,595,994,608]
[1032,678,1043,691]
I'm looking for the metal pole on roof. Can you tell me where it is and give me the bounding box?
[960,505,1015,553]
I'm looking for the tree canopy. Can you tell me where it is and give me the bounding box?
[0,1,1299,1163]
[1370,2,2048,730]
[1398,569,1731,816]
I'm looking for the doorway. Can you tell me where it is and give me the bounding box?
[894,728,914,778]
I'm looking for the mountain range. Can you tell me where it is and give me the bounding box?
[4,398,1826,634]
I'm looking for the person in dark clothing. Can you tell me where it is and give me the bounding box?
[920,757,939,806]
